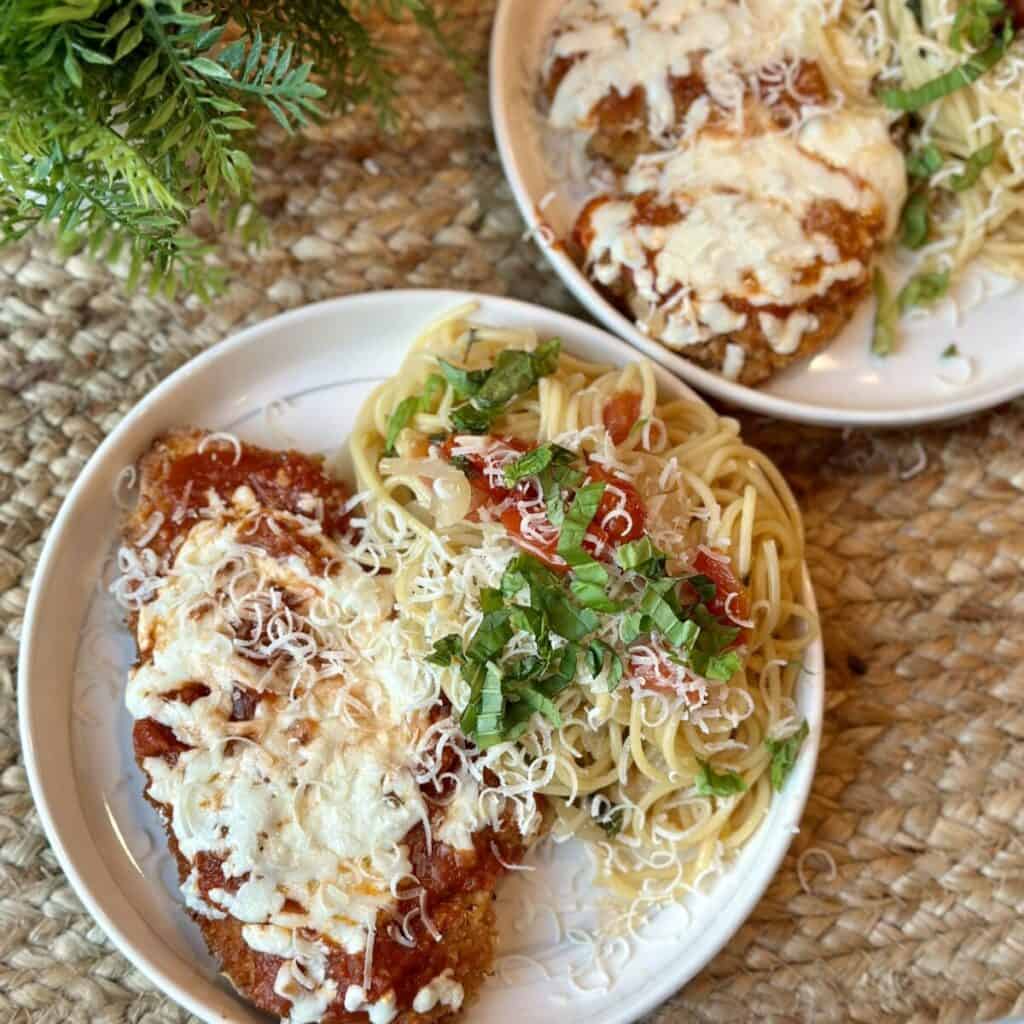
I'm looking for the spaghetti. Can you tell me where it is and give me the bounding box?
[348,304,816,914]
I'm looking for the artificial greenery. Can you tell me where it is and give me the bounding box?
[0,0,463,299]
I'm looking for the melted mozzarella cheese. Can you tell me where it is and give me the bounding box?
[546,0,805,138]
[412,969,465,1014]
[581,118,903,352]
[123,486,496,1023]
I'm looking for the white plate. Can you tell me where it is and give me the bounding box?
[489,0,1024,427]
[18,291,823,1024]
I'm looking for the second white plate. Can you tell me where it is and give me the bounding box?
[489,0,1024,427]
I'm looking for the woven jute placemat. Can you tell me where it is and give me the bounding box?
[2,3,1023,1022]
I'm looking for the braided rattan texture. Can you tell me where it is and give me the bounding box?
[2,4,1023,1022]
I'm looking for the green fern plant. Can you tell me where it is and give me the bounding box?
[0,0,464,299]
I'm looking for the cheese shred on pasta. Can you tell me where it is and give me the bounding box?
[348,304,816,913]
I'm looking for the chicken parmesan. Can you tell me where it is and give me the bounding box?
[540,0,908,384]
[116,430,536,1024]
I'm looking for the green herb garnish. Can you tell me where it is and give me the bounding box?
[586,639,624,691]
[950,0,1007,51]
[765,720,810,791]
[901,191,930,249]
[615,535,667,579]
[446,340,561,434]
[695,760,747,798]
[880,26,1013,112]
[599,807,624,838]
[897,270,950,313]
[942,343,960,358]
[871,267,898,357]
[384,373,443,454]
[907,144,944,179]
[638,579,699,649]
[949,140,999,190]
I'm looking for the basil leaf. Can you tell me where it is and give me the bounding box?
[897,270,950,313]
[686,574,717,605]
[638,580,699,649]
[438,358,489,399]
[475,350,537,408]
[474,661,506,748]
[690,604,740,654]
[537,643,578,696]
[538,587,599,642]
[385,395,421,455]
[450,402,495,434]
[615,536,667,579]
[570,579,624,612]
[459,662,487,735]
[587,639,624,691]
[557,482,606,559]
[949,140,998,191]
[942,343,960,358]
[466,608,512,663]
[501,563,530,600]
[696,760,747,797]
[901,190,930,249]
[571,559,607,586]
[951,0,1005,50]
[620,611,646,644]
[765,720,810,791]
[871,267,898,357]
[906,144,943,179]
[599,807,624,837]
[504,444,555,486]
[880,32,1011,111]
[532,337,561,378]
[384,374,443,453]
[479,587,504,614]
[517,685,562,727]
[427,634,463,666]
[690,648,742,681]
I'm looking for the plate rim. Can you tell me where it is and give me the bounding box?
[18,288,824,1024]
[488,0,1024,428]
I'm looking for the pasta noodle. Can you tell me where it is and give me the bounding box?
[347,304,816,915]
[828,0,1024,283]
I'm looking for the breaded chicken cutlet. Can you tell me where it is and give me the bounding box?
[540,0,908,385]
[119,430,536,1023]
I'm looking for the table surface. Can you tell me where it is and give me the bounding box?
[2,3,1023,1022]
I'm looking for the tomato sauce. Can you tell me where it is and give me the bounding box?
[444,436,646,567]
[602,390,643,444]
[134,433,352,559]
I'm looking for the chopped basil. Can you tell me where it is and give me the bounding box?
[570,579,624,613]
[686,574,717,605]
[765,720,810,791]
[615,535,667,579]
[538,586,599,642]
[517,685,562,727]
[901,190,930,249]
[871,267,898,357]
[427,634,464,666]
[503,444,554,486]
[450,402,495,434]
[949,140,998,191]
[438,358,489,399]
[466,607,513,663]
[620,610,646,644]
[599,807,624,838]
[638,579,699,649]
[897,270,950,313]
[880,29,1012,112]
[696,760,747,798]
[906,144,943,179]
[446,340,561,434]
[690,648,742,681]
[384,373,444,454]
[474,661,506,748]
[587,639,624,691]
[942,343,960,358]
[557,481,605,561]
[950,0,1006,51]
